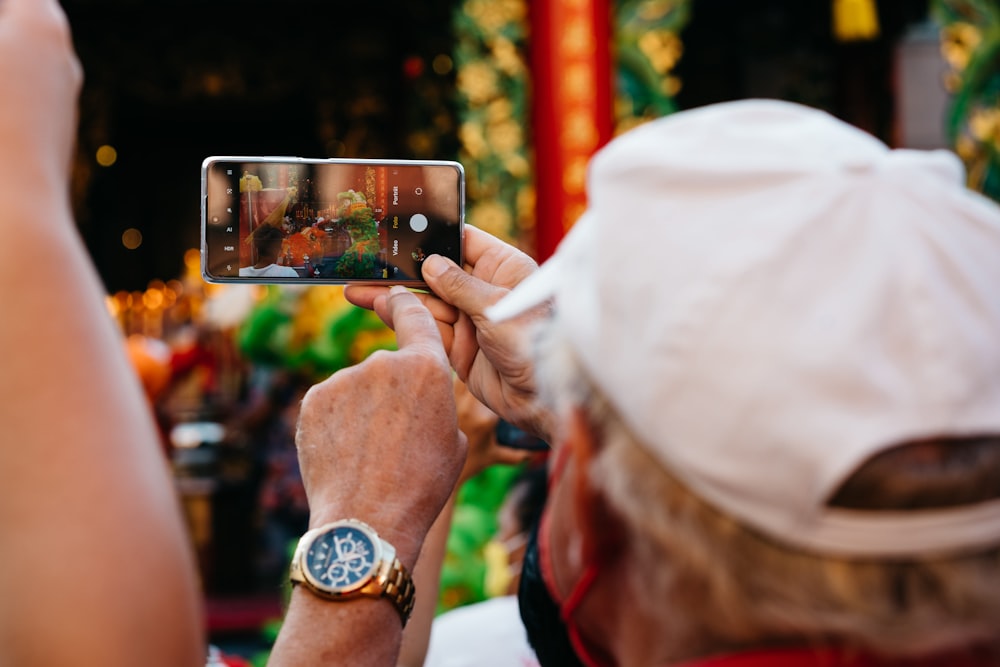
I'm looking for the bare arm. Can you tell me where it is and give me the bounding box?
[0,0,204,664]
[269,287,468,666]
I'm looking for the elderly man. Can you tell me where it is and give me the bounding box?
[269,100,1000,666]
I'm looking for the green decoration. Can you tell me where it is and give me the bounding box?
[235,288,297,369]
[333,208,382,280]
[452,0,534,250]
[614,0,692,132]
[236,285,396,380]
[933,0,1000,202]
[436,463,525,613]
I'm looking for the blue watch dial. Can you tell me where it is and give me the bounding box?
[306,524,378,591]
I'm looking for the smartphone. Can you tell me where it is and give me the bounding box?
[494,420,550,451]
[201,156,464,286]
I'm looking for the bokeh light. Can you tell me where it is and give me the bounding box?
[433,53,454,75]
[122,227,143,250]
[96,144,118,167]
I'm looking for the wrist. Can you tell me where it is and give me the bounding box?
[289,519,416,627]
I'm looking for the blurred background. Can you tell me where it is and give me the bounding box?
[56,0,1000,663]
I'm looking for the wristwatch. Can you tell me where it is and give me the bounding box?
[289,519,415,626]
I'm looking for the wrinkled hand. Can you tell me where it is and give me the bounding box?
[454,377,533,484]
[345,226,554,442]
[0,0,82,197]
[295,287,468,566]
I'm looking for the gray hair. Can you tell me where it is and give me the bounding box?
[531,312,1000,660]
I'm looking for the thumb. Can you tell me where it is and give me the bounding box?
[422,254,509,318]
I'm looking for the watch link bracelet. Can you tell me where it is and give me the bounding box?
[289,519,416,626]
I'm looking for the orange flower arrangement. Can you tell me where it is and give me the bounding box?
[281,227,324,266]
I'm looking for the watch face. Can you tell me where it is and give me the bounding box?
[304,523,380,593]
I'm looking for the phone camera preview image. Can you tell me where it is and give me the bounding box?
[202,158,464,286]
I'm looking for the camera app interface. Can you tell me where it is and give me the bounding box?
[204,160,462,282]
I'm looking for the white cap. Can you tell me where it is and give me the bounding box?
[488,99,1000,558]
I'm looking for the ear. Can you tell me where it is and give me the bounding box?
[565,407,627,565]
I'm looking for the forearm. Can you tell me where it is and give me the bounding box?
[271,288,467,666]
[0,0,203,660]
[397,495,457,667]
[0,200,205,665]
[269,496,457,667]
[269,501,429,667]
[271,589,405,666]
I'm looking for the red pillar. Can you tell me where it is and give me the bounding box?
[530,0,614,261]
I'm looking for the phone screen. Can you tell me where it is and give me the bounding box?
[201,157,464,285]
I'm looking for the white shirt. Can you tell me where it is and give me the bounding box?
[238,264,300,278]
[424,596,539,667]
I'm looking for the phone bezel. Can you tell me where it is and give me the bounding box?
[200,155,465,287]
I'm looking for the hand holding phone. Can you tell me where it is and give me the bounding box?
[201,157,464,287]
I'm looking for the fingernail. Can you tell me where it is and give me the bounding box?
[423,254,450,278]
[389,285,408,296]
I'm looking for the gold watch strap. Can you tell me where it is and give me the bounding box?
[289,524,416,626]
[381,554,416,625]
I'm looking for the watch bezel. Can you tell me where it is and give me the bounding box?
[298,519,387,597]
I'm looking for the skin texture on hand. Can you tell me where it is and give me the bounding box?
[345,226,557,443]
[294,286,468,562]
[270,287,468,667]
[453,376,534,484]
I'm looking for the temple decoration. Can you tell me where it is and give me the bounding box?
[614,0,691,134]
[452,0,535,254]
[934,0,1000,203]
[531,0,615,260]
[452,0,690,259]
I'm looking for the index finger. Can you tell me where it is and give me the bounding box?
[385,285,449,362]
